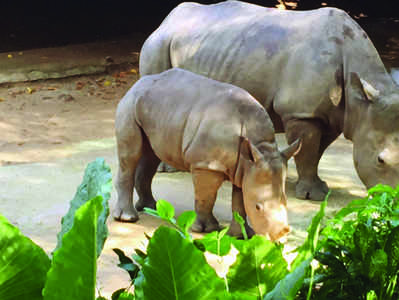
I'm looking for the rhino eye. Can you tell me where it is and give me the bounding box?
[377,155,385,165]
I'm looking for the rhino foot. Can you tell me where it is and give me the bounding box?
[296,178,329,201]
[135,197,156,212]
[113,207,139,223]
[191,216,220,233]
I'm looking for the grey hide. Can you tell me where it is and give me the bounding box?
[114,68,300,240]
[139,0,399,200]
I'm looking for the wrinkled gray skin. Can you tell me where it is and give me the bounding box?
[139,1,399,200]
[114,68,300,240]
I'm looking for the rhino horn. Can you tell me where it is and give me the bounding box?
[360,78,380,101]
[281,138,301,161]
[351,72,380,101]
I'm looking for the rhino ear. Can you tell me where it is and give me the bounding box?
[351,72,380,101]
[240,137,263,163]
[281,138,301,161]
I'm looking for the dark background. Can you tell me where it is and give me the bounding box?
[0,0,398,52]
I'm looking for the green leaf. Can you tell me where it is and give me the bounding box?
[113,248,139,281]
[116,291,135,300]
[354,223,376,262]
[42,196,104,300]
[138,226,225,299]
[0,215,51,300]
[55,158,112,257]
[368,249,388,282]
[227,236,288,298]
[264,258,311,300]
[385,226,399,275]
[112,288,126,300]
[332,197,368,221]
[177,211,196,236]
[143,207,159,218]
[156,200,175,222]
[197,227,234,256]
[233,212,248,240]
[292,199,327,270]
[366,290,378,300]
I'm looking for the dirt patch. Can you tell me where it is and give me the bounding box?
[0,66,139,165]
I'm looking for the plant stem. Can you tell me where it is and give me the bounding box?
[306,262,315,300]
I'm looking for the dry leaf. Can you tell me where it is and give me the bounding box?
[26,87,35,94]
[103,80,112,87]
[7,54,13,59]
[75,81,85,90]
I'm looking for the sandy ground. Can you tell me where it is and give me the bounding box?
[0,66,367,297]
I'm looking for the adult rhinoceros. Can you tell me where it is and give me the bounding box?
[139,0,399,201]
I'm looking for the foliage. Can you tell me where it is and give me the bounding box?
[42,196,104,300]
[0,215,51,300]
[0,158,112,300]
[115,198,327,300]
[54,157,112,256]
[309,184,399,300]
[6,158,398,300]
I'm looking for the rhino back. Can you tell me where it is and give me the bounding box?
[133,68,274,173]
[141,1,391,128]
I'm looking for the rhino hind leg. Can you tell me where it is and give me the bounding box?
[191,169,225,233]
[135,139,161,212]
[285,119,330,201]
[227,185,255,238]
[114,123,144,222]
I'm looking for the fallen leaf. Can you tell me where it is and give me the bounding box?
[130,69,138,75]
[18,52,23,56]
[103,80,112,87]
[47,87,57,91]
[26,87,35,94]
[7,54,13,59]
[75,81,85,90]
[0,98,5,102]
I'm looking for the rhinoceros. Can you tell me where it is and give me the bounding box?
[139,0,399,200]
[114,68,300,240]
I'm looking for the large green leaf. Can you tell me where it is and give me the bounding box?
[0,215,51,300]
[137,226,225,299]
[264,258,311,300]
[227,236,288,299]
[42,196,103,300]
[54,158,112,256]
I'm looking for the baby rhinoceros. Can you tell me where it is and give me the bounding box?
[114,68,300,240]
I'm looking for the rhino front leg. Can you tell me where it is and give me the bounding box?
[227,185,255,238]
[135,141,161,211]
[285,119,329,201]
[191,169,224,233]
[114,123,143,222]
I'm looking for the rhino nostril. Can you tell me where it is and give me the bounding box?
[377,155,385,165]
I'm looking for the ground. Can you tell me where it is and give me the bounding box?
[0,64,367,297]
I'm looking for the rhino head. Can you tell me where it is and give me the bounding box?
[238,137,301,241]
[346,72,399,188]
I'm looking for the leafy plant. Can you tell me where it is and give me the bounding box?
[114,198,327,300]
[0,158,112,300]
[0,215,51,300]
[310,184,399,300]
